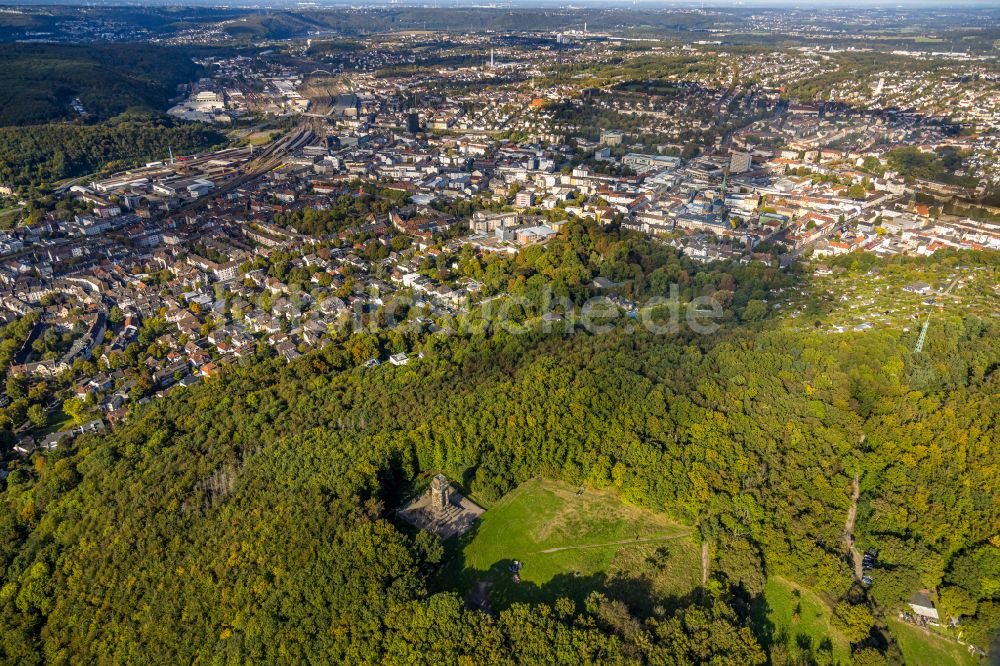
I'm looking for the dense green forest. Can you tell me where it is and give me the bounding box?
[0,44,202,126]
[0,113,227,192]
[0,44,225,194]
[0,223,997,663]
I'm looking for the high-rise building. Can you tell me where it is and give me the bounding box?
[515,190,535,208]
[729,151,752,174]
[406,112,420,134]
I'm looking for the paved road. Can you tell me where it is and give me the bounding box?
[942,273,961,295]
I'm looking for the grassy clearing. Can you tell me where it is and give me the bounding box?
[0,206,22,229]
[890,618,982,666]
[437,478,698,613]
[243,131,275,147]
[760,576,852,665]
[39,406,74,436]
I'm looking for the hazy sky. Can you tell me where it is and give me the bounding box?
[8,0,1000,5]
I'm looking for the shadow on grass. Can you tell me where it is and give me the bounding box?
[436,522,711,622]
[748,586,777,654]
[749,584,856,664]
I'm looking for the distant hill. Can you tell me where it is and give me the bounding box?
[0,43,201,126]
[221,11,326,40]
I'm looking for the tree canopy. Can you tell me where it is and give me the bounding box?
[0,238,998,662]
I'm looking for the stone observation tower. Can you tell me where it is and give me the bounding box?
[430,474,452,513]
[399,473,483,539]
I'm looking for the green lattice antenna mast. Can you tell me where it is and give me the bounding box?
[914,315,930,354]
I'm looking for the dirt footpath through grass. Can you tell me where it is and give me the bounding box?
[538,532,693,553]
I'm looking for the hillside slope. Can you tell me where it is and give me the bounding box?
[0,241,997,663]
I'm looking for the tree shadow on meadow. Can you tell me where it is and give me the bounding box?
[437,526,717,624]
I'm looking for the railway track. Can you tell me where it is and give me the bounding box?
[159,127,315,221]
